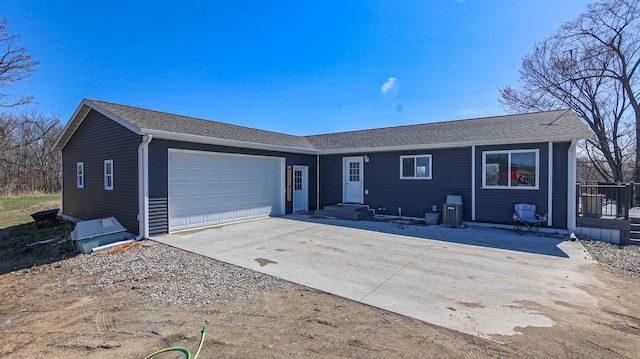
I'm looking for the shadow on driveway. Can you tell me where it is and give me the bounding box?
[285,214,570,258]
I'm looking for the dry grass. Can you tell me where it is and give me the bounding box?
[0,193,61,228]
[0,194,74,274]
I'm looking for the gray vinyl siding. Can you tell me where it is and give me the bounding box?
[61,109,140,233]
[319,148,472,219]
[318,155,344,207]
[147,139,317,234]
[474,142,555,227]
[551,142,569,228]
[148,198,168,235]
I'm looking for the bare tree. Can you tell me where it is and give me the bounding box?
[0,111,62,194]
[0,18,61,194]
[500,0,639,183]
[0,18,39,108]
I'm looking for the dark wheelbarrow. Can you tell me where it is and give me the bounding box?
[30,208,60,229]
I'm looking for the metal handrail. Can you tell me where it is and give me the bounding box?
[576,183,631,219]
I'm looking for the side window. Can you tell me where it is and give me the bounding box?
[77,162,84,188]
[400,155,432,179]
[104,160,114,190]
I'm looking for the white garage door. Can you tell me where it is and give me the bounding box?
[168,149,285,231]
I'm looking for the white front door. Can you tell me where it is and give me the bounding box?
[293,166,308,212]
[343,156,364,203]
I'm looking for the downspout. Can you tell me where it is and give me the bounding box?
[567,138,577,232]
[136,133,153,240]
[471,145,476,221]
[60,154,64,219]
[548,142,553,227]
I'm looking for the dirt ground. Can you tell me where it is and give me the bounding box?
[1,200,640,358]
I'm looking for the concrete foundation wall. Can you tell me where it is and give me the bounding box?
[575,226,621,244]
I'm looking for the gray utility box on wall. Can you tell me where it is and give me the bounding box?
[442,195,463,227]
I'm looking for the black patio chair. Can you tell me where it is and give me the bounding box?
[513,204,547,236]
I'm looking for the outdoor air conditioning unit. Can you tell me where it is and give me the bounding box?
[442,195,463,227]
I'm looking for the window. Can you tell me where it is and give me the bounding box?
[294,169,303,191]
[400,155,432,179]
[349,161,360,182]
[104,160,114,190]
[76,162,84,188]
[482,149,538,189]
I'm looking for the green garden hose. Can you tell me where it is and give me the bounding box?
[145,326,207,359]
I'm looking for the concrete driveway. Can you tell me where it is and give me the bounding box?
[152,214,595,338]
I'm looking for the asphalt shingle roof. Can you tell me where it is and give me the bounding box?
[81,99,593,152]
[305,110,593,150]
[90,99,316,150]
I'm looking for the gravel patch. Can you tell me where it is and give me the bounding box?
[64,240,300,307]
[59,236,638,309]
[580,239,640,279]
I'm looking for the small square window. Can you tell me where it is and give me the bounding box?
[76,162,84,188]
[104,160,114,190]
[400,155,432,179]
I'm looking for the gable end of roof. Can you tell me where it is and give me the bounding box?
[53,99,142,152]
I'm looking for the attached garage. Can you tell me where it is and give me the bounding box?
[56,99,590,239]
[168,149,285,231]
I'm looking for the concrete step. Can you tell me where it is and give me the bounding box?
[315,204,373,221]
[322,204,370,212]
[630,222,640,238]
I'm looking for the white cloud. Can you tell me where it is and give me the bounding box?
[381,77,400,97]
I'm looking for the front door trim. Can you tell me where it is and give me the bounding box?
[293,165,309,212]
[342,156,364,204]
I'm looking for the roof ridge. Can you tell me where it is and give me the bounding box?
[304,109,572,138]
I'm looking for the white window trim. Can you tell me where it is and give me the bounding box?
[400,154,432,180]
[104,159,114,190]
[76,162,84,188]
[482,149,539,190]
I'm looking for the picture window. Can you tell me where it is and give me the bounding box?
[482,149,538,189]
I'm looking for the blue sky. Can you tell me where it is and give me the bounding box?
[2,0,591,135]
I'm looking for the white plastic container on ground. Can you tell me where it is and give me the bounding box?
[70,217,126,254]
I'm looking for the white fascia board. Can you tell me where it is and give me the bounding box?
[315,134,594,155]
[52,102,91,152]
[146,129,318,155]
[52,99,142,152]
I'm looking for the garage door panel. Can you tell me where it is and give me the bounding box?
[188,214,204,225]
[169,150,283,231]
[206,212,221,222]
[221,210,234,220]
[169,215,186,228]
